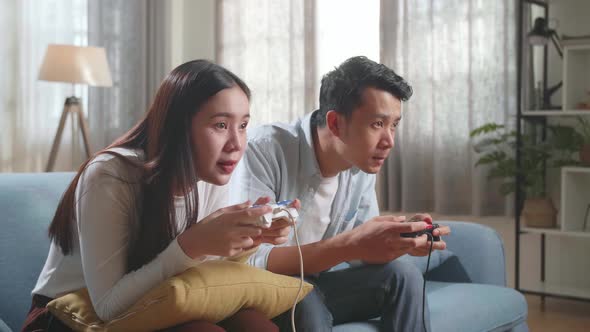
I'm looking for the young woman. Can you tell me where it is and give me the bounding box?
[22,60,293,332]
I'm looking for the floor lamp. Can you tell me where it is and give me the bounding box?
[38,44,112,172]
[527,17,563,110]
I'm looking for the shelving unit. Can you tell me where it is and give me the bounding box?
[522,110,590,116]
[520,226,590,238]
[516,0,590,303]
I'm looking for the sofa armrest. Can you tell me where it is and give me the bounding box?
[331,221,507,286]
[0,318,11,332]
[424,221,507,286]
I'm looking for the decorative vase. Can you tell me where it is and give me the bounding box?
[580,144,590,167]
[521,197,557,228]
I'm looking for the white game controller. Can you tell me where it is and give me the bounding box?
[253,200,299,228]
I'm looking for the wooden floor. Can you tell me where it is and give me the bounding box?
[525,294,590,332]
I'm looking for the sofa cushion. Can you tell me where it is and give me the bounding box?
[333,281,527,332]
[0,172,75,331]
[427,282,527,332]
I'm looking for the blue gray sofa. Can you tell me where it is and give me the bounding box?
[0,172,528,331]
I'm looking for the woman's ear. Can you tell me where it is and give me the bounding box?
[326,110,341,138]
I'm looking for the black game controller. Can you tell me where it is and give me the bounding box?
[401,223,441,241]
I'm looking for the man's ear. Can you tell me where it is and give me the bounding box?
[326,110,342,138]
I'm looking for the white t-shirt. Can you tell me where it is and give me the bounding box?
[292,175,339,245]
[32,147,230,321]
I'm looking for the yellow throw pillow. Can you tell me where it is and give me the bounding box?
[47,260,312,332]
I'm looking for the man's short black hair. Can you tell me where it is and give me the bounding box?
[312,56,412,127]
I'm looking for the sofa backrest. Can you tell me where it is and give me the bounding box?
[0,172,75,331]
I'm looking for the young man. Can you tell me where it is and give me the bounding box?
[230,56,451,331]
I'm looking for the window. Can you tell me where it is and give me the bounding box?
[315,0,380,98]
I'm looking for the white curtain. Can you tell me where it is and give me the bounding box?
[87,0,171,150]
[379,0,517,216]
[0,0,88,172]
[216,0,316,125]
[0,0,169,172]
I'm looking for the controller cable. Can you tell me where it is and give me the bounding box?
[279,207,304,332]
[422,233,434,332]
[277,210,433,332]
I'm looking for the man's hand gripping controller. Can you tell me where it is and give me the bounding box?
[400,215,440,241]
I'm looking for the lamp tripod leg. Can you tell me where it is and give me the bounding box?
[45,103,70,172]
[76,106,92,159]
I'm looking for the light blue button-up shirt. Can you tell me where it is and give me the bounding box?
[229,111,380,269]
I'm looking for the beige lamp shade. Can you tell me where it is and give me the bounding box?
[38,44,113,87]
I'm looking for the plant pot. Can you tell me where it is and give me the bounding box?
[520,197,557,228]
[580,144,590,167]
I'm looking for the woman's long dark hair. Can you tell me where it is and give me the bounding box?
[48,60,250,272]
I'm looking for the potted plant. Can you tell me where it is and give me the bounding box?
[545,116,590,167]
[470,122,580,228]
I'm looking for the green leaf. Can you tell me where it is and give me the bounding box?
[488,167,510,180]
[475,151,507,167]
[473,137,500,152]
[548,125,584,151]
[499,182,516,195]
[470,123,505,137]
[576,116,590,143]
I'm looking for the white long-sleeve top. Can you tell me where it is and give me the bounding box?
[32,147,229,321]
